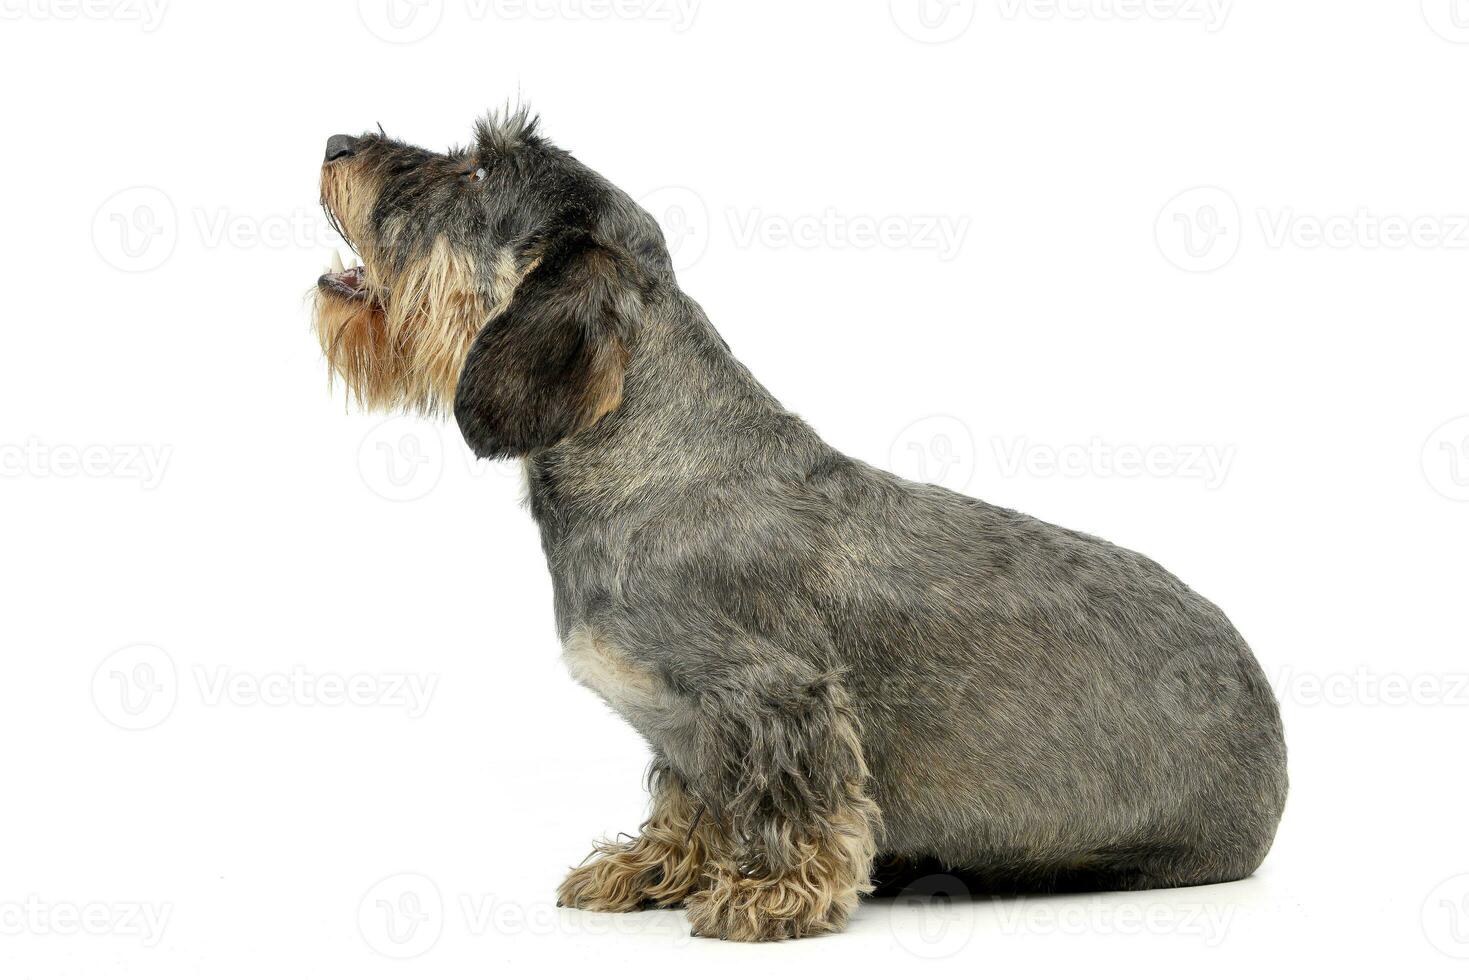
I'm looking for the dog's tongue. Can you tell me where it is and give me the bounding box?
[317,264,368,297]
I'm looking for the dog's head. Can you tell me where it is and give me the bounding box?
[314,106,665,458]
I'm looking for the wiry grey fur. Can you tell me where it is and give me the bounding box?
[513,291,1288,888]
[319,108,1288,930]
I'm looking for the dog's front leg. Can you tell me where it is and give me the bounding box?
[683,669,881,942]
[557,761,714,912]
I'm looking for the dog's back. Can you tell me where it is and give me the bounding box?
[798,465,1288,886]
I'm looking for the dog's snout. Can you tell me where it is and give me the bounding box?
[324,134,359,163]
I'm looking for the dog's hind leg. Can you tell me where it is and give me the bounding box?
[682,669,882,942]
[557,761,715,912]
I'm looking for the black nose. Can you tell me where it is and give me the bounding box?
[324,134,358,162]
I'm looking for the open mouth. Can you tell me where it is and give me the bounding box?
[317,181,381,305]
[316,249,375,303]
[318,262,367,300]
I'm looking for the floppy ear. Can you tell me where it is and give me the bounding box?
[453,230,638,459]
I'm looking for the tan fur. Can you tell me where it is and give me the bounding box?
[685,791,878,942]
[688,705,880,941]
[561,627,669,721]
[378,238,489,412]
[311,290,408,409]
[489,247,529,316]
[316,161,521,415]
[558,769,716,912]
[318,161,375,260]
[580,337,628,428]
[312,241,489,414]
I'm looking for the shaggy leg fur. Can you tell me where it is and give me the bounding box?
[682,671,881,942]
[557,765,713,911]
[686,797,877,941]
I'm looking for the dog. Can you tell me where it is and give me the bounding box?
[312,106,1288,942]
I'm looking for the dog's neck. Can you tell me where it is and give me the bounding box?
[522,286,828,532]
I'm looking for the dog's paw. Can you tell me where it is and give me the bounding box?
[557,853,649,913]
[557,834,706,913]
[684,864,854,942]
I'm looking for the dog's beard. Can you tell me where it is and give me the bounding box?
[312,285,408,410]
[314,180,490,415]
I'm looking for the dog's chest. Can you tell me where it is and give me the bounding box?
[560,628,680,742]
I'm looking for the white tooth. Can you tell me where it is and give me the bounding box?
[330,248,345,274]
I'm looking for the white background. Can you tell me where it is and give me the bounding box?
[2,0,1467,974]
